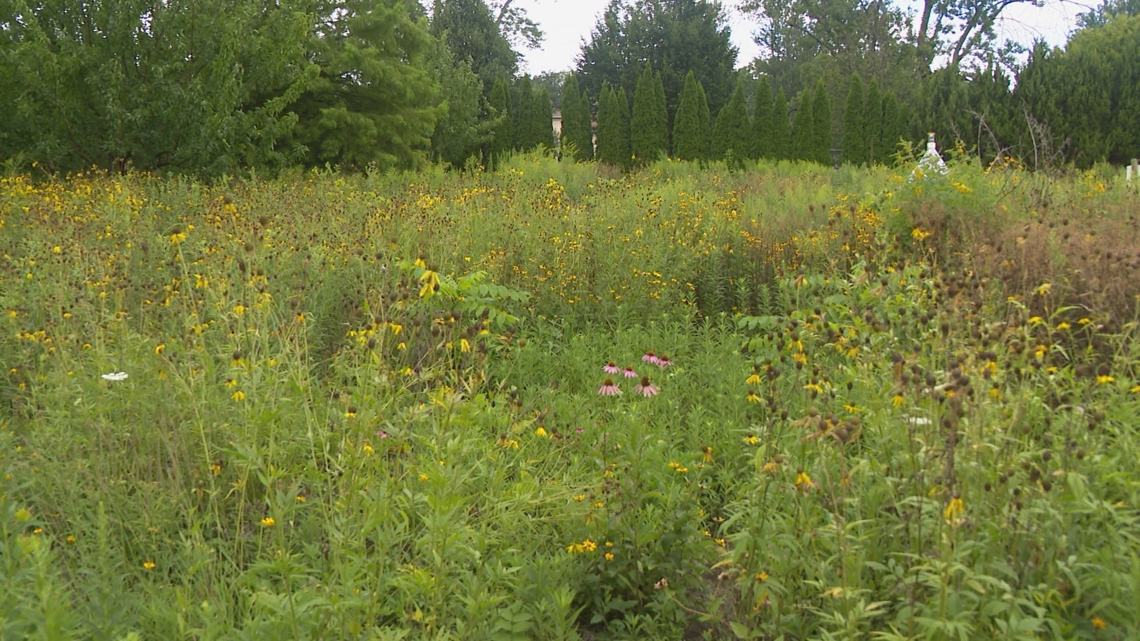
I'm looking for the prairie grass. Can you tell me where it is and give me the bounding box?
[1,154,1138,639]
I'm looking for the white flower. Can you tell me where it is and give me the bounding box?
[101,372,128,381]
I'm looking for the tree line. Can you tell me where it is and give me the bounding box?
[0,0,1136,177]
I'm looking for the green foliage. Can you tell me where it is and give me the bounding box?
[791,93,814,162]
[513,77,553,151]
[428,38,495,168]
[284,0,441,171]
[842,73,865,165]
[0,0,315,176]
[810,79,832,165]
[863,77,883,165]
[631,65,670,163]
[596,85,631,167]
[577,0,739,132]
[771,88,792,160]
[560,75,594,161]
[1043,15,1140,165]
[4,159,1140,637]
[878,90,902,162]
[751,77,775,160]
[712,79,751,161]
[489,78,515,165]
[672,72,708,161]
[430,0,519,94]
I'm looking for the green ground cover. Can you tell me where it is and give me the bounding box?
[2,155,1139,639]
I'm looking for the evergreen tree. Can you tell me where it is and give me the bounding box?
[771,88,791,160]
[614,87,632,166]
[878,91,901,163]
[288,0,441,172]
[791,94,815,161]
[560,75,593,160]
[428,37,493,168]
[864,77,883,164]
[673,71,705,161]
[712,78,751,161]
[653,71,669,154]
[596,84,630,165]
[430,0,519,94]
[534,87,555,149]
[751,76,774,160]
[595,86,612,163]
[842,74,865,165]
[631,64,669,163]
[811,80,831,166]
[577,0,739,133]
[697,80,712,159]
[559,74,582,159]
[515,76,538,150]
[489,78,513,166]
[578,89,595,160]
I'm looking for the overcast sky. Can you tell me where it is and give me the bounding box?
[515,0,1093,75]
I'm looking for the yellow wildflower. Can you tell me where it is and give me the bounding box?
[943,497,964,521]
[143,561,156,570]
[260,516,275,527]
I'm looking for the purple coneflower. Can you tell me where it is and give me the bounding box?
[634,376,659,397]
[657,354,673,368]
[642,351,661,365]
[598,378,622,396]
[622,366,638,378]
[603,361,620,374]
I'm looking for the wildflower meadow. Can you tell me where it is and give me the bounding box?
[2,154,1140,639]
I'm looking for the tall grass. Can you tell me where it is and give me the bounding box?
[1,155,1138,638]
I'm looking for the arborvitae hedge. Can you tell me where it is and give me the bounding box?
[534,87,554,149]
[864,77,883,164]
[842,74,865,165]
[811,80,831,166]
[791,94,814,162]
[489,78,513,166]
[697,80,711,159]
[596,84,630,166]
[631,65,669,163]
[673,71,705,161]
[879,91,901,162]
[771,88,791,160]
[559,74,592,161]
[752,77,774,160]
[712,79,750,161]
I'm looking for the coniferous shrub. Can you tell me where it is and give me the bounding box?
[842,74,866,165]
[751,77,774,160]
[712,79,750,161]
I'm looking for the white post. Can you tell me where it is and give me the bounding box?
[1130,158,1139,183]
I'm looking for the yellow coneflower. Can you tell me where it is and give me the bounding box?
[746,391,762,404]
[795,471,813,488]
[231,390,245,402]
[746,372,762,385]
[742,434,759,446]
[943,497,964,520]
